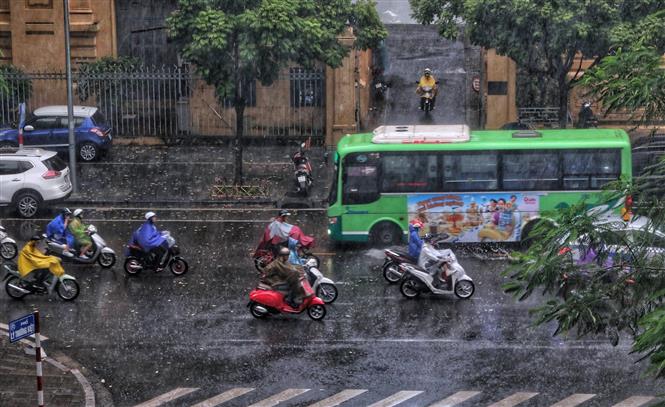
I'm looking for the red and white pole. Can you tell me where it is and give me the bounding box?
[34,310,44,407]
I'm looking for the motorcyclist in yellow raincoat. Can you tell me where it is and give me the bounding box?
[17,234,65,287]
[416,68,438,110]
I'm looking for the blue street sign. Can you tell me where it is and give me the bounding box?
[9,313,35,343]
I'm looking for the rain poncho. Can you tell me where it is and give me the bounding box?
[408,224,424,259]
[17,241,65,278]
[261,258,305,302]
[288,237,305,266]
[256,221,315,252]
[417,75,437,90]
[46,214,74,247]
[136,220,166,251]
[68,217,91,247]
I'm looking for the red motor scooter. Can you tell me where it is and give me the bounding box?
[248,278,327,320]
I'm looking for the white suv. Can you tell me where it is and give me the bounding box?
[0,148,72,218]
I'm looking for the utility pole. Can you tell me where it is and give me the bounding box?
[64,0,77,192]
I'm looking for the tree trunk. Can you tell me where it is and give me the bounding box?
[557,72,570,129]
[233,103,244,185]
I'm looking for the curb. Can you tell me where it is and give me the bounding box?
[51,352,115,407]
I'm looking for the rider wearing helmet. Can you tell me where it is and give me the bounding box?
[46,208,74,257]
[416,68,438,110]
[135,211,169,270]
[68,208,92,259]
[261,246,306,308]
[408,218,425,259]
[18,234,65,288]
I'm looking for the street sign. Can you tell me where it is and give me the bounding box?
[9,313,35,343]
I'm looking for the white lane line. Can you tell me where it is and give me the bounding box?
[549,394,595,407]
[612,396,656,407]
[367,390,423,407]
[133,388,199,407]
[429,391,482,407]
[190,387,255,407]
[307,389,368,407]
[248,388,310,407]
[488,392,539,407]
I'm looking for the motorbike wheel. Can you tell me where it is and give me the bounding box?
[0,241,18,260]
[98,252,116,269]
[316,283,338,304]
[454,280,475,299]
[57,280,80,301]
[170,257,189,276]
[249,302,267,319]
[382,261,402,284]
[123,257,142,276]
[400,278,421,299]
[5,276,27,299]
[307,304,326,321]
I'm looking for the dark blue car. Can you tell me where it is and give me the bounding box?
[0,105,112,161]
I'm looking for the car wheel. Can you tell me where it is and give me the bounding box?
[14,191,41,218]
[78,142,98,162]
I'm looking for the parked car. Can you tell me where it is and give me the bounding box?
[0,148,72,218]
[0,105,112,161]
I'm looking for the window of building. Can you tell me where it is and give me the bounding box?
[382,153,438,193]
[290,67,324,107]
[443,153,498,191]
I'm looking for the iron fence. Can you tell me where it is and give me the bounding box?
[0,66,326,141]
[518,107,562,128]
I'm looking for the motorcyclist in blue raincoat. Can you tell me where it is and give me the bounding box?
[46,208,74,257]
[287,237,305,267]
[135,212,169,269]
[408,219,425,259]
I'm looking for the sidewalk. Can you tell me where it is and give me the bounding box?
[69,144,332,207]
[0,335,89,406]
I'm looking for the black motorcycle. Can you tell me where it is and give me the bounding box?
[576,101,599,128]
[123,231,188,276]
[292,142,313,197]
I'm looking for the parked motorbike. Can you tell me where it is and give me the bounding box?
[123,231,188,276]
[576,101,599,128]
[303,257,338,303]
[3,262,79,301]
[399,247,475,300]
[292,142,313,197]
[248,277,327,320]
[381,234,449,284]
[46,224,116,268]
[0,225,18,261]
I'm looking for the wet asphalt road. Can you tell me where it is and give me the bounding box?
[0,210,662,406]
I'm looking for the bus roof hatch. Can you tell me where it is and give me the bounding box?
[371,125,470,144]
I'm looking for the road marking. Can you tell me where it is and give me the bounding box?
[612,396,656,407]
[133,388,198,407]
[429,391,482,406]
[248,388,310,407]
[550,394,595,407]
[488,392,539,407]
[190,387,254,407]
[367,390,423,407]
[307,389,368,407]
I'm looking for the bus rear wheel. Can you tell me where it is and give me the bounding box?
[371,222,402,247]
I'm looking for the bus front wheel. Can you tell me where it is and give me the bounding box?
[371,222,402,247]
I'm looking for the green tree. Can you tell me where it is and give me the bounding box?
[0,64,32,125]
[167,0,386,184]
[409,0,665,127]
[504,169,665,381]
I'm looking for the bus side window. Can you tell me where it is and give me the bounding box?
[343,165,379,204]
[443,153,498,191]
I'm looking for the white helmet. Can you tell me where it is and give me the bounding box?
[424,68,432,75]
[145,211,156,220]
[73,208,83,217]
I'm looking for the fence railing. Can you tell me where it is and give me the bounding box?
[0,66,326,141]
[518,107,562,128]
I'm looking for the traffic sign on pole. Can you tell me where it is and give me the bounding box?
[18,102,25,148]
[8,313,35,343]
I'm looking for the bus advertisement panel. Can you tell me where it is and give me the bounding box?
[407,192,541,242]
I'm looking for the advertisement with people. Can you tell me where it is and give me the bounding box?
[407,193,541,242]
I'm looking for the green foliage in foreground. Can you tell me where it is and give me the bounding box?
[505,166,665,380]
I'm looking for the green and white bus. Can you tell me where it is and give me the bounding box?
[327,125,632,245]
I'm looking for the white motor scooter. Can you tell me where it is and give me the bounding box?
[399,244,475,300]
[46,225,116,268]
[303,257,338,303]
[0,225,18,261]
